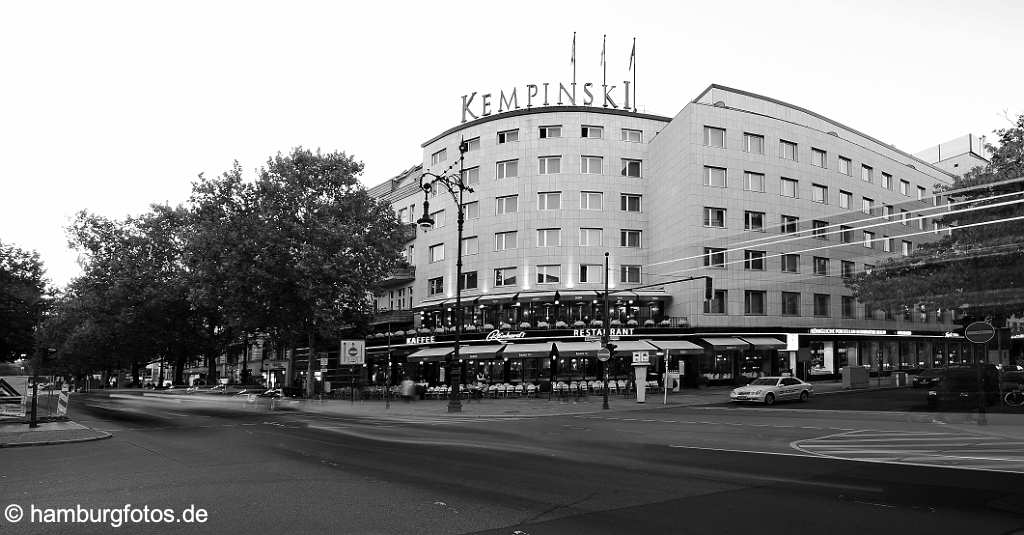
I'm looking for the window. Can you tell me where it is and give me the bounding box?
[621,159,642,177]
[781,215,799,234]
[812,220,828,239]
[703,247,726,268]
[861,164,873,183]
[917,186,927,201]
[744,211,765,231]
[494,267,517,287]
[431,148,447,165]
[840,226,853,243]
[744,132,765,154]
[429,243,444,263]
[428,276,444,296]
[901,240,912,256]
[580,191,603,210]
[900,179,910,196]
[430,209,446,228]
[882,236,892,252]
[620,229,642,247]
[744,291,766,315]
[864,263,875,274]
[861,197,874,214]
[781,177,798,198]
[578,228,603,246]
[461,166,480,186]
[462,236,479,255]
[704,166,727,187]
[459,271,478,291]
[494,231,517,251]
[538,191,561,210]
[465,137,480,153]
[863,230,875,248]
[580,155,603,174]
[884,205,894,221]
[536,228,561,247]
[744,171,765,192]
[838,156,852,176]
[811,148,827,168]
[703,207,726,228]
[579,264,603,283]
[704,290,727,314]
[497,129,519,143]
[917,216,925,230]
[781,292,801,316]
[496,159,518,179]
[704,126,726,148]
[539,125,561,139]
[813,256,829,276]
[841,260,855,278]
[459,200,479,220]
[811,183,828,203]
[900,209,909,225]
[841,296,856,319]
[781,254,800,273]
[780,140,798,161]
[813,294,831,317]
[839,190,852,209]
[537,265,560,284]
[539,156,561,175]
[744,250,766,271]
[496,195,518,214]
[581,125,603,139]
[620,194,642,212]
[881,172,892,190]
[620,265,641,284]
[621,128,643,142]
[396,207,407,223]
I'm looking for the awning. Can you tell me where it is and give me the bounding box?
[554,341,601,358]
[406,346,454,363]
[646,340,705,355]
[609,340,658,353]
[502,342,555,359]
[739,336,786,350]
[458,344,505,360]
[700,337,749,351]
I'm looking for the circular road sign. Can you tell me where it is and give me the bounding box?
[597,348,611,362]
[964,321,995,344]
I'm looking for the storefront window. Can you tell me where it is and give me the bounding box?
[899,341,914,369]
[835,341,850,369]
[702,353,733,381]
[739,352,769,378]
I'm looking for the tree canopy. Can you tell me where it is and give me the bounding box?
[0,240,49,361]
[846,114,1024,324]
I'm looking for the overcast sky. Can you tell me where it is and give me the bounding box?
[1,0,1021,288]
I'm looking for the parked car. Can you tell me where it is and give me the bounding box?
[257,388,282,398]
[927,366,1000,410]
[730,376,813,405]
[912,368,944,388]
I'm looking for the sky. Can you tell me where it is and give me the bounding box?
[1,0,1021,289]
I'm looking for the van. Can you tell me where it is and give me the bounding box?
[926,365,1000,410]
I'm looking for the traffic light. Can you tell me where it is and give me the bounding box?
[704,277,713,301]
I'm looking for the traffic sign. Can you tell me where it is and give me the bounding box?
[964,322,995,344]
[339,340,365,365]
[631,351,650,365]
[597,348,611,362]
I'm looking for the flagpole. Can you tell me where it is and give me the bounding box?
[572,32,576,87]
[633,37,637,113]
[602,34,606,92]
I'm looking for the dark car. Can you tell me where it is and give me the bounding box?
[912,368,943,388]
[1000,370,1024,392]
[927,366,1000,410]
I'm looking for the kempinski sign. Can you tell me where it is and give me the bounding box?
[462,81,635,123]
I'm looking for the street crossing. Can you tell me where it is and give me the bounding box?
[792,429,1024,472]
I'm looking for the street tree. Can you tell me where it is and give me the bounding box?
[0,240,49,361]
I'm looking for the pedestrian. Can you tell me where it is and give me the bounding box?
[400,376,415,403]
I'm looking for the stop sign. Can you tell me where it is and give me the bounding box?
[597,348,611,362]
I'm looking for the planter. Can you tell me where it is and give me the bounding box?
[482,323,495,330]
[644,320,655,327]
[537,322,550,329]
[555,321,569,329]
[572,321,586,328]
[519,322,532,330]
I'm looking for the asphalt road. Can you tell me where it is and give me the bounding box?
[0,393,1022,535]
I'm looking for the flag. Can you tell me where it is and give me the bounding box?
[600,34,606,66]
[571,32,575,65]
[629,38,635,71]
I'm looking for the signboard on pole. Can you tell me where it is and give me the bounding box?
[339,340,365,365]
[597,348,611,362]
[964,322,995,344]
[56,392,69,417]
[0,397,26,417]
[631,351,650,365]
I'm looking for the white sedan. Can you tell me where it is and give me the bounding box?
[730,377,813,405]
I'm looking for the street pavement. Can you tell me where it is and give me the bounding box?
[0,420,110,448]
[0,390,1022,534]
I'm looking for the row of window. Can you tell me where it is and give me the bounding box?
[705,290,849,318]
[426,263,641,296]
[704,207,925,244]
[702,126,930,200]
[430,126,646,165]
[438,156,644,185]
[421,191,643,226]
[427,228,644,262]
[702,248,905,274]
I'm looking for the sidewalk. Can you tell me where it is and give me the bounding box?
[0,420,111,448]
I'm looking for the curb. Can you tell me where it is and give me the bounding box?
[0,430,112,448]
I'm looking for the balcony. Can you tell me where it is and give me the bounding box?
[399,223,416,243]
[369,309,414,326]
[379,265,416,287]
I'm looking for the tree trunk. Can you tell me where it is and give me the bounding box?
[305,328,316,398]
[130,359,141,388]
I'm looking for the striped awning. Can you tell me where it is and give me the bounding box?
[700,337,748,351]
[554,341,601,358]
[739,336,786,350]
[646,340,705,355]
[608,340,659,353]
[406,346,454,363]
[458,344,505,360]
[502,342,555,359]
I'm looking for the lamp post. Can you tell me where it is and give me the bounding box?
[602,252,614,410]
[416,138,471,413]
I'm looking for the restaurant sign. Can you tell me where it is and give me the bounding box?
[809,328,886,335]
[573,328,634,337]
[484,330,527,341]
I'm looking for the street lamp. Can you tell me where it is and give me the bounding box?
[416,138,471,413]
